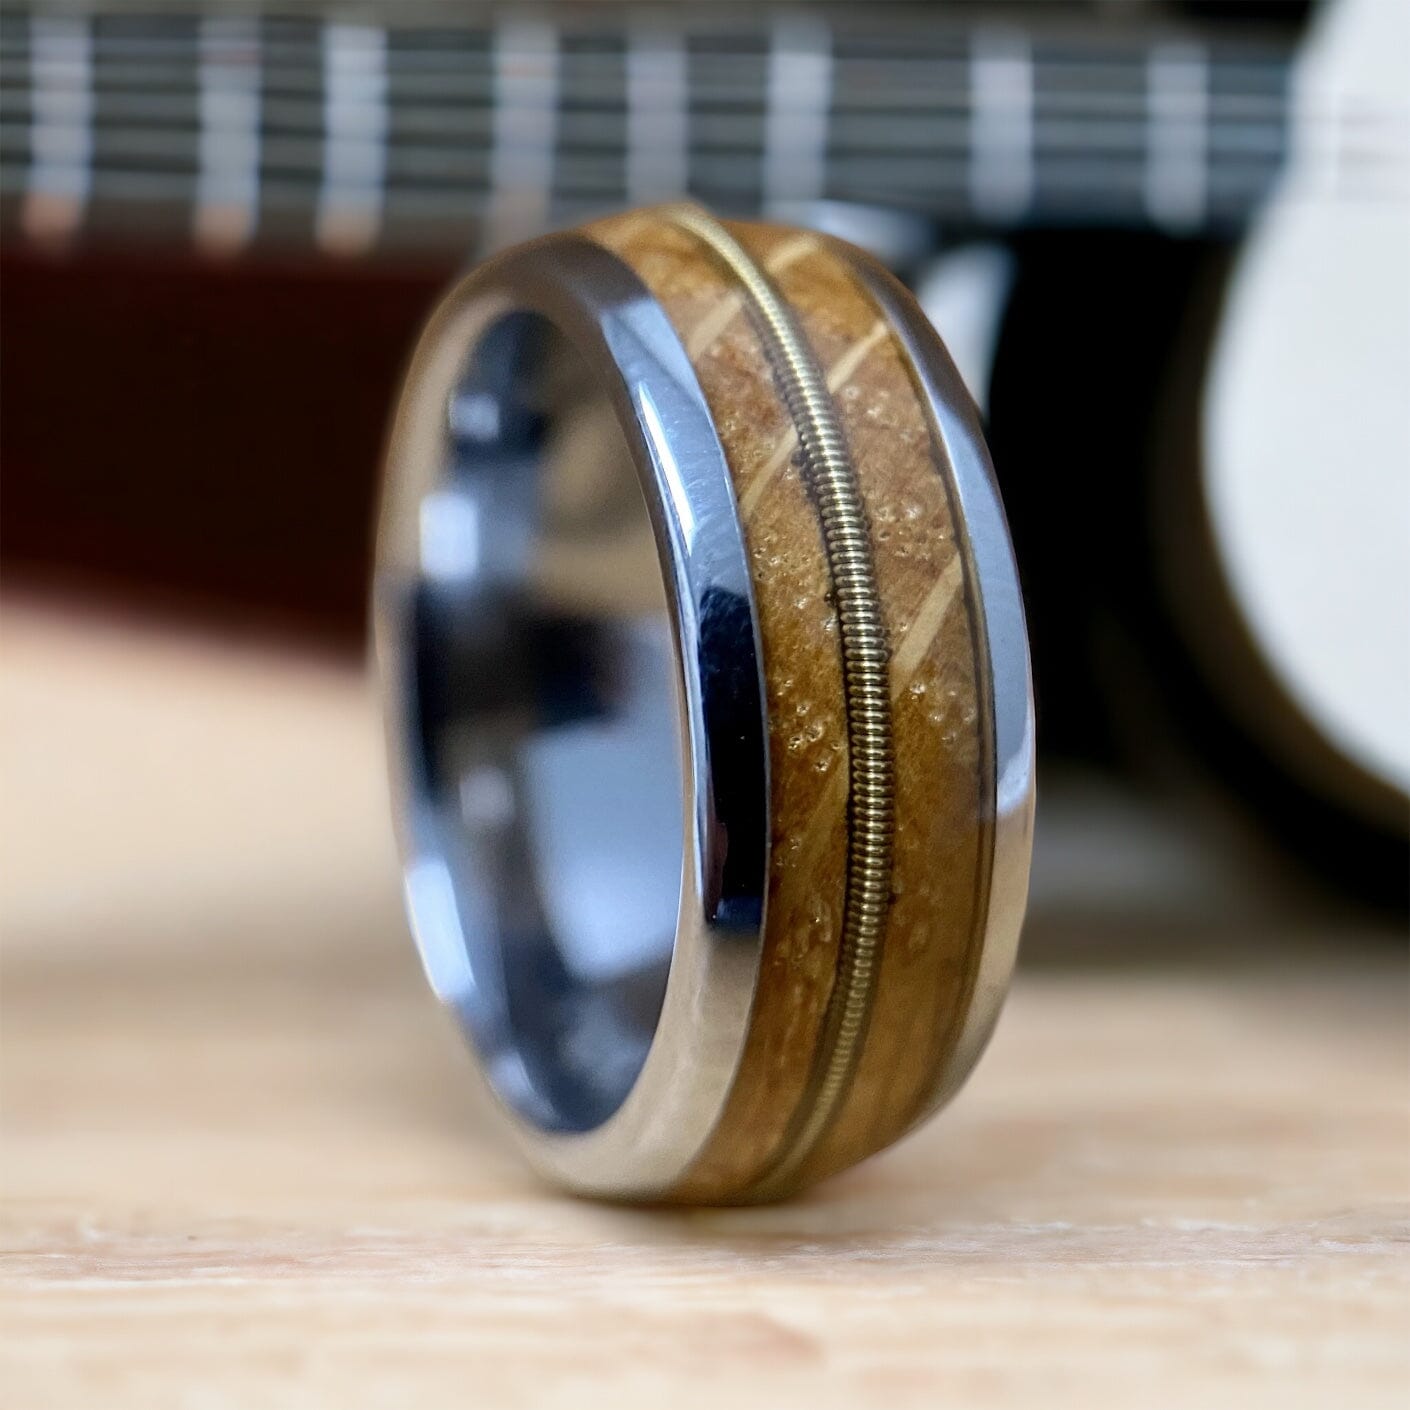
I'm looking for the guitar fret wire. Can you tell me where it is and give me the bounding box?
[763,14,833,214]
[485,20,559,255]
[22,13,93,247]
[625,25,688,205]
[1146,41,1210,234]
[969,28,1035,224]
[195,15,262,255]
[315,22,387,257]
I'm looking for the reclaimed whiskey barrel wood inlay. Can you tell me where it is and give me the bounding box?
[586,206,998,1200]
[658,205,898,1197]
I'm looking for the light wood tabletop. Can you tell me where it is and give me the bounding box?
[2,600,1406,1409]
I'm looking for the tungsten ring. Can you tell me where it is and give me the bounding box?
[373,205,1035,1203]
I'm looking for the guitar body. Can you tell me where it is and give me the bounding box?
[1180,0,1408,827]
[972,0,1406,900]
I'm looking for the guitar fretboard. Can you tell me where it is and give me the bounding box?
[0,5,1298,260]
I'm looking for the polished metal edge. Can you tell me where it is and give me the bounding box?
[660,205,898,1196]
[835,241,1037,1123]
[373,232,772,1198]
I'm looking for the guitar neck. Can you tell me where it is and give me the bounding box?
[0,5,1298,260]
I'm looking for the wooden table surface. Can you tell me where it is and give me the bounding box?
[2,601,1406,1409]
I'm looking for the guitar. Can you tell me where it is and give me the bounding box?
[2,1,1403,895]
[976,0,1406,897]
[2,3,1302,258]
[1164,0,1409,856]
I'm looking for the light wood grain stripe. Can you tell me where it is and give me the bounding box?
[685,233,817,359]
[890,552,966,690]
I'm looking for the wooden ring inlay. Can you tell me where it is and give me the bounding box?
[584,206,1007,1201]
[657,205,897,1196]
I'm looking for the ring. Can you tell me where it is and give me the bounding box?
[374,204,1034,1203]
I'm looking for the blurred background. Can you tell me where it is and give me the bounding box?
[1,0,1406,963]
[3,8,1407,1402]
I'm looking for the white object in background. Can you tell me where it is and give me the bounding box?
[22,14,92,245]
[316,24,388,256]
[1202,0,1410,801]
[195,17,262,255]
[485,21,560,253]
[913,243,1015,416]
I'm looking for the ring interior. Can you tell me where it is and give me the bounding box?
[394,310,686,1135]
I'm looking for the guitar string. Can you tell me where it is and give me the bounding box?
[660,203,895,1197]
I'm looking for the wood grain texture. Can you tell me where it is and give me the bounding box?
[2,604,1406,1410]
[592,212,850,1197]
[587,209,991,1198]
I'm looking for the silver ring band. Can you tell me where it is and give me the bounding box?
[374,208,1034,1202]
